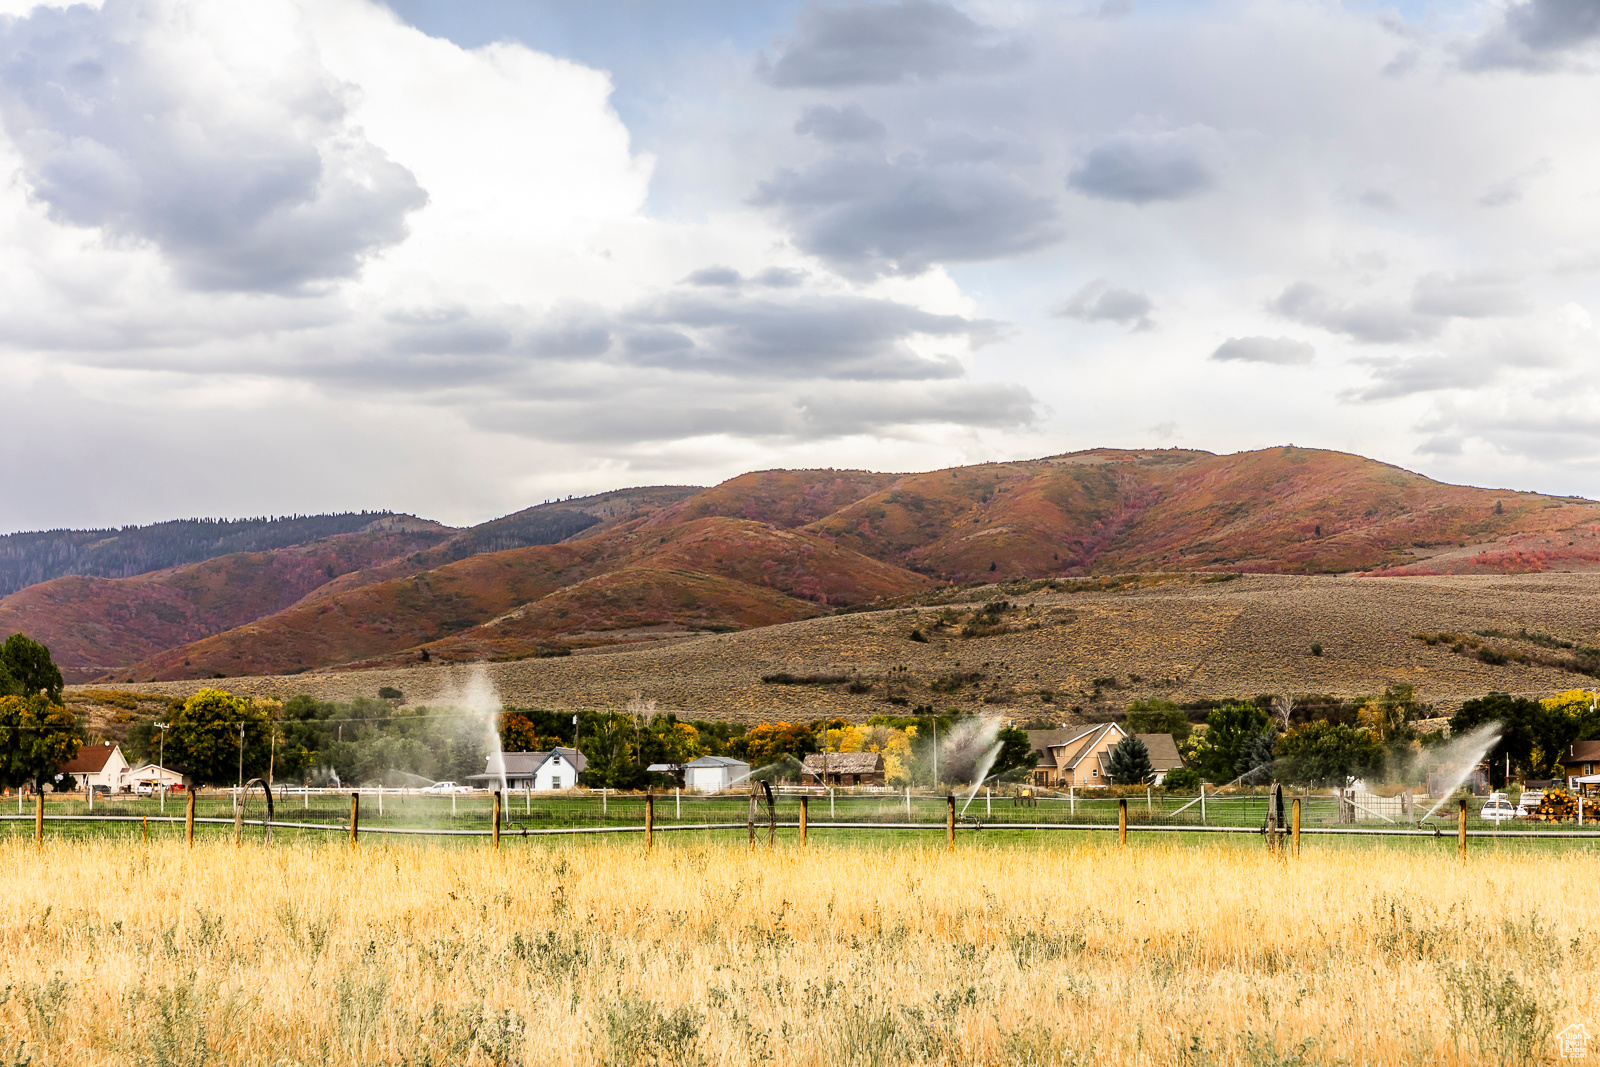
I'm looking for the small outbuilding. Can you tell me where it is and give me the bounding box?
[683,755,751,793]
[800,751,885,786]
[126,763,187,791]
[60,741,131,793]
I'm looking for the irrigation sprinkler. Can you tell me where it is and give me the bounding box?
[239,778,275,845]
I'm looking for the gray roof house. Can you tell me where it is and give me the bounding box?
[467,748,588,791]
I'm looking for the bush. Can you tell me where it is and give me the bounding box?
[1162,766,1201,791]
[377,687,403,701]
[1310,643,1323,656]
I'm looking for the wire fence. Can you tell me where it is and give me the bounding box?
[5,785,1600,847]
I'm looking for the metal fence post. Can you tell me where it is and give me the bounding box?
[1458,797,1467,860]
[946,794,955,852]
[1292,797,1301,857]
[492,791,501,851]
[185,790,195,848]
[799,795,808,846]
[1118,798,1128,848]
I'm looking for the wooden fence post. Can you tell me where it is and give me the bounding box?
[645,792,654,851]
[492,791,501,851]
[1292,797,1301,858]
[799,795,808,847]
[1118,797,1128,849]
[350,792,360,850]
[185,790,195,848]
[34,791,42,846]
[763,781,776,848]
[1457,797,1467,860]
[143,815,148,845]
[946,794,955,852]
[747,784,756,850]
[1266,782,1281,854]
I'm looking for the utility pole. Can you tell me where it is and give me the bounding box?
[155,722,169,814]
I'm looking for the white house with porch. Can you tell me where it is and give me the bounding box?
[60,742,131,792]
[467,748,587,791]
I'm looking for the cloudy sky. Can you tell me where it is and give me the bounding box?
[0,0,1597,532]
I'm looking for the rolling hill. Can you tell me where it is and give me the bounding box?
[10,445,1600,685]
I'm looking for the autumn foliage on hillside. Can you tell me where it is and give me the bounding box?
[12,445,1598,684]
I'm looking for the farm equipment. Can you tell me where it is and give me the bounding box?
[1528,788,1600,822]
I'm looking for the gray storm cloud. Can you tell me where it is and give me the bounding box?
[0,0,426,293]
[1054,280,1154,331]
[1270,282,1441,345]
[760,0,1022,87]
[1067,129,1218,204]
[619,292,997,380]
[1466,0,1600,71]
[1210,337,1315,366]
[753,151,1061,277]
[794,104,887,143]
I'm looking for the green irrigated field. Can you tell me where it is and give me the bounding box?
[6,788,1598,854]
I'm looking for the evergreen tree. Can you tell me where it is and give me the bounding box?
[1106,735,1154,785]
[1236,728,1278,784]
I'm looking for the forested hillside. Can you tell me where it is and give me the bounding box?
[0,513,402,596]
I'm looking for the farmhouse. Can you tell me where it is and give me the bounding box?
[1027,725,1184,786]
[60,741,131,792]
[800,751,885,786]
[466,748,587,791]
[1559,741,1600,787]
[683,755,751,793]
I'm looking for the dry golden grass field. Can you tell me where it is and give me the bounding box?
[0,837,1591,1066]
[82,572,1600,724]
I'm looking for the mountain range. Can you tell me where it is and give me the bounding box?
[6,446,1599,684]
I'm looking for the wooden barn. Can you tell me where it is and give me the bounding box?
[801,752,885,786]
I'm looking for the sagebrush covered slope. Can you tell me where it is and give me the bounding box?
[33,446,1600,683]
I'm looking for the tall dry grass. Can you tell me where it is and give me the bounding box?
[0,837,1590,1066]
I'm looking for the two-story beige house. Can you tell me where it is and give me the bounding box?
[1028,725,1184,787]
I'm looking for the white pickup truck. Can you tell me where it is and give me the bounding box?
[1515,790,1544,817]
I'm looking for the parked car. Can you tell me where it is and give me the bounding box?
[422,781,469,794]
[1481,793,1517,822]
